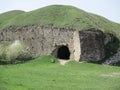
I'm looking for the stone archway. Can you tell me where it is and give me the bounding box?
[57,46,70,60]
[51,45,70,60]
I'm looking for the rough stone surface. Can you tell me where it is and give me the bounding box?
[73,31,81,61]
[103,48,120,65]
[104,33,115,45]
[79,29,105,62]
[0,25,106,62]
[0,25,76,60]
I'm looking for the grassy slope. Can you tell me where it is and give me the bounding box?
[0,56,120,90]
[0,5,120,37]
[0,10,25,28]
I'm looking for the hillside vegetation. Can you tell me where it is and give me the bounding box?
[0,56,120,90]
[0,5,120,37]
[0,10,25,27]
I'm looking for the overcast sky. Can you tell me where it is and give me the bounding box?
[0,0,120,23]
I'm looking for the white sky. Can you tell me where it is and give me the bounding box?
[0,0,120,23]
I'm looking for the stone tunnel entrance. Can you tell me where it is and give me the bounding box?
[57,46,70,60]
[52,45,70,60]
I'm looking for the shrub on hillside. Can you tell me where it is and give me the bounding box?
[0,40,32,64]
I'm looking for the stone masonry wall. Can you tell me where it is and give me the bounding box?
[0,25,76,60]
[0,25,107,62]
[79,29,105,62]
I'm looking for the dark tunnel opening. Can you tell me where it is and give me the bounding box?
[57,46,70,60]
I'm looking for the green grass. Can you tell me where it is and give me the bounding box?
[0,56,120,90]
[0,10,25,28]
[0,5,120,38]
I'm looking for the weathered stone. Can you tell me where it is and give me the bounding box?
[104,33,119,60]
[79,28,105,62]
[104,33,115,45]
[103,48,120,66]
[0,25,106,62]
[0,25,76,60]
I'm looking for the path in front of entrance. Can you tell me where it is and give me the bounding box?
[59,59,71,65]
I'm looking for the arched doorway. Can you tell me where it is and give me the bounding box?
[57,46,70,60]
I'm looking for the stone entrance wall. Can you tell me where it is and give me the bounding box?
[0,25,76,60]
[73,31,81,61]
[0,25,107,62]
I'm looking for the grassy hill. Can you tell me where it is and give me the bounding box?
[0,5,120,37]
[0,56,120,90]
[0,10,25,28]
